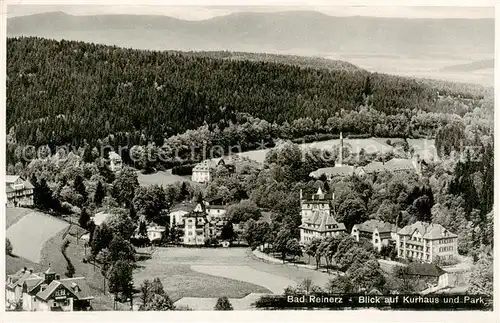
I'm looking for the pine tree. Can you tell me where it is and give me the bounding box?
[79,208,91,229]
[74,175,88,204]
[94,181,105,206]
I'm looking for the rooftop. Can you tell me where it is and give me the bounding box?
[309,165,355,178]
[300,210,346,232]
[354,219,397,233]
[398,221,457,239]
[407,263,446,277]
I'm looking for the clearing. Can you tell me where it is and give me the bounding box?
[137,169,192,186]
[6,208,69,263]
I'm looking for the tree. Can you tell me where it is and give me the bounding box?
[468,255,493,296]
[61,240,75,278]
[393,265,417,293]
[304,238,322,269]
[336,196,368,232]
[104,210,136,240]
[435,120,466,157]
[348,259,385,292]
[133,185,168,222]
[79,208,91,229]
[108,235,135,262]
[139,278,175,311]
[112,167,139,207]
[220,221,235,242]
[6,238,13,255]
[94,181,105,206]
[286,238,303,261]
[380,243,397,260]
[91,223,113,256]
[273,227,294,263]
[74,174,88,204]
[32,176,59,211]
[326,275,355,294]
[214,296,233,310]
[226,200,262,224]
[108,260,134,299]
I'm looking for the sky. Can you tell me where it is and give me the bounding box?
[7,3,495,20]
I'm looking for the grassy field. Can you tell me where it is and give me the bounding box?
[134,247,333,304]
[6,209,69,263]
[137,170,193,186]
[5,207,33,229]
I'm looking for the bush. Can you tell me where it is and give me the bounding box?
[214,296,233,310]
[6,238,13,255]
[171,164,195,176]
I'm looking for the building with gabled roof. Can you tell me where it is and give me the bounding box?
[396,221,458,263]
[351,219,398,252]
[299,187,346,244]
[191,158,226,183]
[6,266,93,311]
[6,175,34,207]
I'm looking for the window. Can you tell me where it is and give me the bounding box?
[55,289,65,296]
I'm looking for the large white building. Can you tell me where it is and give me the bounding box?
[191,158,225,183]
[6,175,34,207]
[396,221,458,263]
[299,187,346,244]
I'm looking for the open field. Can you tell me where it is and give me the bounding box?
[134,247,333,304]
[5,207,33,228]
[137,170,192,186]
[6,209,69,263]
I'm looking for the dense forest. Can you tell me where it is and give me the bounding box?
[7,37,492,157]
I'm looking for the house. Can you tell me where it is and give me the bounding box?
[108,151,123,172]
[354,161,386,177]
[309,166,355,180]
[384,157,421,174]
[299,187,346,244]
[204,197,228,222]
[169,210,189,227]
[396,221,458,263]
[182,203,212,246]
[351,219,398,252]
[6,266,93,311]
[146,224,166,242]
[191,158,225,183]
[355,155,422,177]
[6,175,34,207]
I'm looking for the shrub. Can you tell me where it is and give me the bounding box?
[214,296,233,310]
[6,238,13,255]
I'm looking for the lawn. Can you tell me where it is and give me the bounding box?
[6,209,69,263]
[6,207,33,229]
[134,247,334,304]
[137,170,193,186]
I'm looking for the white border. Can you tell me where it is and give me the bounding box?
[1,1,498,322]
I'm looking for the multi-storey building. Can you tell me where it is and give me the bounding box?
[396,221,458,263]
[6,267,93,311]
[191,158,225,183]
[6,176,34,207]
[351,219,398,252]
[299,187,346,244]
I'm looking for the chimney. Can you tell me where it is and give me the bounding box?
[23,267,27,273]
[55,274,60,280]
[29,268,33,274]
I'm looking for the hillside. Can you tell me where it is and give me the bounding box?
[441,59,494,72]
[8,11,494,59]
[7,37,490,151]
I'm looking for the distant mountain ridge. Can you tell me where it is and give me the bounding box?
[8,11,494,59]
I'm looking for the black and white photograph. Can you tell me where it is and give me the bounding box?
[2,0,496,317]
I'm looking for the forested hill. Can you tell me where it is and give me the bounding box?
[164,51,361,72]
[6,37,490,149]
